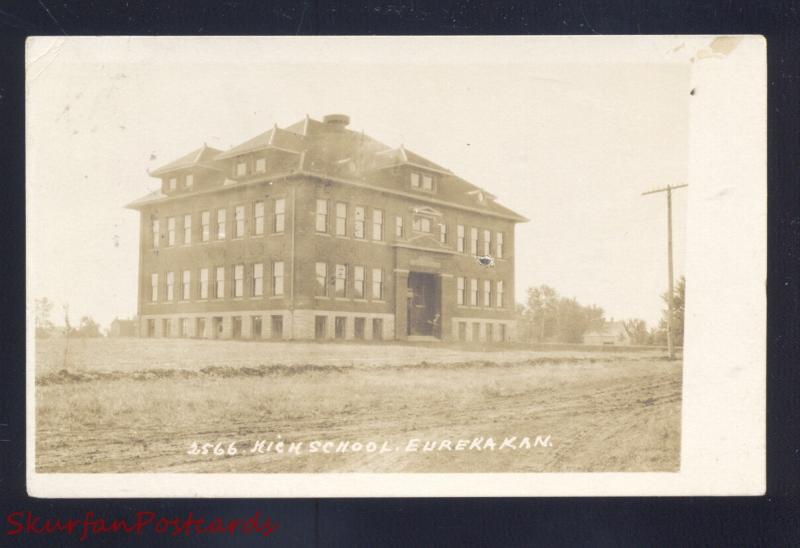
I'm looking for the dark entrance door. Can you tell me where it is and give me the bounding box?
[407,272,441,337]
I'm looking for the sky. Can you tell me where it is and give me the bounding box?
[27,38,689,329]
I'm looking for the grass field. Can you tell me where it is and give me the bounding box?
[35,338,681,473]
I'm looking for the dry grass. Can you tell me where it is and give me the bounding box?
[35,338,681,473]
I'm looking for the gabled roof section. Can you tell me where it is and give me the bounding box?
[149,144,223,177]
[368,145,453,175]
[215,126,304,159]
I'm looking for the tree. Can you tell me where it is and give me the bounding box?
[524,285,559,342]
[623,318,650,346]
[74,316,102,338]
[35,297,55,338]
[518,285,606,344]
[658,276,686,347]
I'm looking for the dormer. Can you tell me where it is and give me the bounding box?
[149,144,223,195]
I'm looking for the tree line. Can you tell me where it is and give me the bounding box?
[35,297,102,338]
[516,276,685,346]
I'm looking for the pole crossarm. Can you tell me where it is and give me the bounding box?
[641,183,688,196]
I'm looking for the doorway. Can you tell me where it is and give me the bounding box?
[407,272,441,337]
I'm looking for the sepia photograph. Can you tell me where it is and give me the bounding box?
[26,36,765,496]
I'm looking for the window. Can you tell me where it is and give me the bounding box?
[458,321,467,341]
[412,216,431,233]
[150,273,158,302]
[233,264,244,297]
[216,209,226,240]
[497,280,505,307]
[236,161,246,176]
[395,216,404,238]
[232,316,242,339]
[457,276,465,305]
[439,223,448,244]
[215,266,225,298]
[164,319,172,337]
[182,270,190,300]
[411,172,420,188]
[273,261,284,296]
[470,278,478,306]
[255,157,266,173]
[483,279,492,306]
[168,177,177,191]
[183,214,191,244]
[457,224,465,252]
[147,319,155,337]
[274,198,285,233]
[167,217,176,246]
[199,268,209,299]
[166,271,174,301]
[180,318,189,337]
[354,207,365,239]
[271,315,283,339]
[486,323,494,342]
[152,219,160,249]
[334,264,347,297]
[315,316,327,339]
[483,229,491,256]
[470,227,479,255]
[252,316,262,338]
[335,202,347,236]
[315,262,328,297]
[252,263,263,297]
[334,317,346,339]
[496,232,504,258]
[500,323,507,341]
[422,175,433,191]
[234,206,245,238]
[316,199,328,233]
[201,211,210,242]
[354,266,365,298]
[372,268,383,299]
[372,209,384,240]
[354,318,365,339]
[185,174,194,188]
[372,318,383,340]
[253,201,264,235]
[472,322,481,342]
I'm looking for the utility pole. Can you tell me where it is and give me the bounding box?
[642,183,687,359]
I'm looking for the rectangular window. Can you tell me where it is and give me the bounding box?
[185,174,194,188]
[201,211,210,242]
[167,217,176,246]
[372,318,383,340]
[457,276,465,305]
[233,264,244,297]
[470,278,478,306]
[422,175,433,191]
[216,209,226,240]
[236,161,246,176]
[334,317,346,339]
[395,216,404,238]
[252,263,263,297]
[372,268,383,299]
[199,268,209,299]
[168,177,177,191]
[354,206,365,239]
[316,199,328,233]
[497,280,505,307]
[180,318,189,338]
[273,261,284,296]
[183,214,192,244]
[152,219,160,249]
[234,206,245,238]
[166,271,174,301]
[335,202,347,236]
[315,262,328,297]
[253,201,264,235]
[182,270,190,300]
[500,323,507,342]
[335,264,347,297]
[255,157,266,173]
[271,315,283,339]
[354,317,365,339]
[439,223,447,244]
[274,198,285,233]
[354,266,365,298]
[150,273,158,302]
[457,224,465,252]
[411,172,420,188]
[483,229,491,256]
[372,209,384,240]
[496,232,504,258]
[215,266,225,298]
[470,227,478,255]
[458,321,467,341]
[315,316,327,339]
[412,217,431,233]
[472,322,481,342]
[252,316,262,338]
[484,279,492,306]
[147,319,155,337]
[486,323,494,342]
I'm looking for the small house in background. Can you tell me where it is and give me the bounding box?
[109,317,138,337]
[583,320,630,346]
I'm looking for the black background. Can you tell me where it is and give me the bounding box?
[1,1,798,546]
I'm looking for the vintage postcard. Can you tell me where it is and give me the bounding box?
[26,36,765,497]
